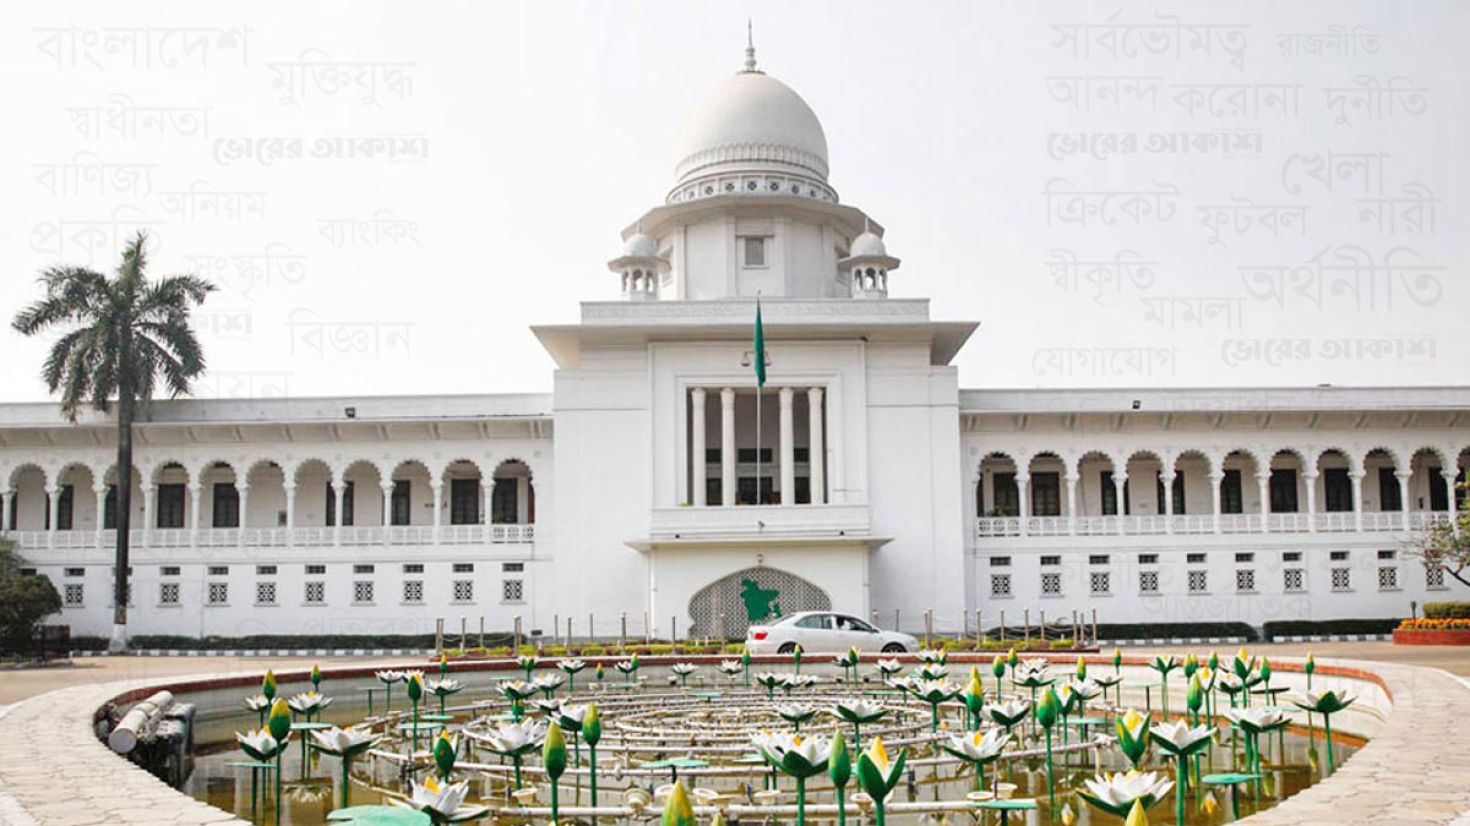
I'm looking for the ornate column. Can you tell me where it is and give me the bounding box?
[1016,473,1031,537]
[1112,473,1127,534]
[1209,472,1224,534]
[141,484,156,545]
[1396,471,1412,530]
[483,478,495,532]
[1303,470,1318,533]
[807,387,825,505]
[236,485,250,547]
[334,475,347,546]
[1444,469,1461,536]
[1350,471,1365,532]
[45,486,59,548]
[1257,474,1270,534]
[1065,473,1079,535]
[720,388,736,506]
[284,483,297,547]
[778,386,795,506]
[188,484,202,537]
[0,490,7,533]
[430,481,442,541]
[1161,469,1174,534]
[94,485,107,547]
[380,481,395,544]
[691,387,707,507]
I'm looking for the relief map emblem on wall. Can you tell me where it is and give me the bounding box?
[689,566,831,638]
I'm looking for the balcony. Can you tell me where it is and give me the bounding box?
[974,511,1452,539]
[5,523,534,552]
[647,503,873,542]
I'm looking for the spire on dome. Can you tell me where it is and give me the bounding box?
[742,19,761,74]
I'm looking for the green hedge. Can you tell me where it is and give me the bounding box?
[1424,601,1470,619]
[1089,623,1259,642]
[1261,618,1402,639]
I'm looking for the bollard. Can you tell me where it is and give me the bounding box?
[1000,610,1006,642]
[1091,609,1099,648]
[567,616,573,647]
[460,616,467,650]
[644,610,651,644]
[588,613,594,642]
[895,609,901,633]
[975,609,983,644]
[479,616,485,650]
[1040,610,1046,642]
[554,613,560,645]
[435,618,445,655]
[962,609,969,641]
[620,612,627,648]
[514,615,523,650]
[924,609,933,647]
[671,615,678,643]
[1024,609,1030,645]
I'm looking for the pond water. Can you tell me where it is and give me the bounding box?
[180,666,1361,825]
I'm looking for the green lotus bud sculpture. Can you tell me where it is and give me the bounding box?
[311,662,322,691]
[582,703,603,807]
[855,737,907,826]
[1115,708,1151,768]
[406,671,426,753]
[433,730,457,781]
[829,732,852,826]
[990,654,1007,699]
[1036,686,1061,810]
[661,780,695,826]
[267,698,291,823]
[1075,656,1088,681]
[543,720,567,821]
[962,667,986,730]
[262,669,277,702]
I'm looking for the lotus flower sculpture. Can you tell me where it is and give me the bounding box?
[986,697,1031,738]
[753,731,830,826]
[718,659,745,681]
[1225,707,1287,785]
[917,662,949,681]
[614,655,640,683]
[780,673,819,695]
[1148,655,1181,716]
[399,776,489,824]
[236,727,287,762]
[516,653,538,680]
[670,662,699,686]
[875,658,904,679]
[939,727,1012,790]
[854,737,907,826]
[287,690,333,722]
[754,671,783,699]
[468,719,545,789]
[1078,770,1174,818]
[833,647,861,683]
[1290,690,1356,773]
[918,647,948,665]
[426,677,463,715]
[532,672,565,699]
[375,670,404,713]
[244,693,270,728]
[1149,720,1215,825]
[557,658,587,692]
[909,678,961,732]
[776,703,818,732]
[310,725,382,805]
[832,698,886,751]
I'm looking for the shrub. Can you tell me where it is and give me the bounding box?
[1089,623,1259,642]
[0,574,61,653]
[1398,617,1470,630]
[1261,618,1401,639]
[1424,601,1470,619]
[1049,638,1076,650]
[722,642,746,654]
[580,644,607,656]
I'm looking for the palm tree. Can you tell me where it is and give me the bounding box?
[12,232,214,651]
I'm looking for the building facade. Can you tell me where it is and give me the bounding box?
[2,49,1466,641]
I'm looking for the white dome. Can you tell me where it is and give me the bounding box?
[849,231,886,257]
[673,70,829,186]
[623,233,659,258]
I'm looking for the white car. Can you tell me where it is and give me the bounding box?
[745,611,918,655]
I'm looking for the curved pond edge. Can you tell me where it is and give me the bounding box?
[1,655,1467,825]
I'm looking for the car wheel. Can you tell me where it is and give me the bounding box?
[882,642,907,654]
[778,642,798,654]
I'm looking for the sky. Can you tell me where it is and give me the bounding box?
[1,0,1466,403]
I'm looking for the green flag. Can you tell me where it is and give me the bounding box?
[752,298,766,387]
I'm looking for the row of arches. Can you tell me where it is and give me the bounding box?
[2,457,536,534]
[976,446,1468,520]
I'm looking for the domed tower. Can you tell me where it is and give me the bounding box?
[607,231,668,301]
[611,35,889,301]
[839,225,900,298]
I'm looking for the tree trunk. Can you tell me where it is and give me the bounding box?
[109,376,134,653]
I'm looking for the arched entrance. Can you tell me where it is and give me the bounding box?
[688,566,831,639]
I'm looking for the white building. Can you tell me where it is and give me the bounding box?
[2,48,1466,642]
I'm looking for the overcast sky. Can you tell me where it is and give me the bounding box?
[2,0,1465,403]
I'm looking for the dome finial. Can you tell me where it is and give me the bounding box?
[742,19,760,73]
